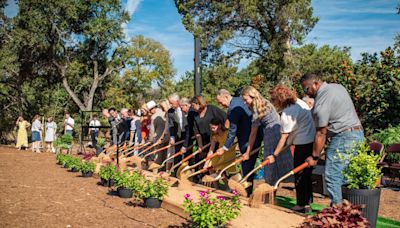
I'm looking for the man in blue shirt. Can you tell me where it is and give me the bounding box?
[216,89,263,194]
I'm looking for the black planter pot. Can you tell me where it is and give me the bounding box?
[145,197,162,208]
[96,147,104,157]
[63,164,68,168]
[81,171,93,177]
[101,178,115,187]
[71,167,79,172]
[118,187,133,198]
[342,187,381,228]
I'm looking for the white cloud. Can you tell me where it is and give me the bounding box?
[125,0,142,16]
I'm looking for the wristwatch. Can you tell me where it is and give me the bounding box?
[312,155,320,160]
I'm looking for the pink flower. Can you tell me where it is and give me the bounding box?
[184,194,191,200]
[199,191,206,197]
[217,196,225,201]
[232,189,238,196]
[207,200,213,205]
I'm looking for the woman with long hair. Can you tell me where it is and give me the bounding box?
[31,114,42,153]
[269,85,316,213]
[16,116,30,150]
[241,86,293,185]
[45,117,57,153]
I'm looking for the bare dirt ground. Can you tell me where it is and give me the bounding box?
[0,146,187,228]
[276,181,400,221]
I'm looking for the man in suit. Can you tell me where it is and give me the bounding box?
[216,89,263,195]
[168,93,185,164]
[178,97,197,163]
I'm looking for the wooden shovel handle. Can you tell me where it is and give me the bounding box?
[293,162,309,174]
[260,158,271,167]
[144,144,171,158]
[205,152,220,161]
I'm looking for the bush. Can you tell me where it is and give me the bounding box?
[138,178,169,200]
[80,161,96,173]
[370,125,400,163]
[99,164,117,181]
[299,200,369,227]
[69,157,82,170]
[61,154,74,167]
[343,142,382,189]
[54,134,73,149]
[96,136,107,148]
[183,190,241,228]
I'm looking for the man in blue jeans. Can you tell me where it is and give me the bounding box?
[300,73,364,205]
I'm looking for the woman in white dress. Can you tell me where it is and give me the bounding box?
[45,117,57,153]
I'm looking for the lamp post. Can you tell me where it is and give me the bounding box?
[194,37,201,96]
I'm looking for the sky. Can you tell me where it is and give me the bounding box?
[5,0,400,80]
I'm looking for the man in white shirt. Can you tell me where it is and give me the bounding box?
[89,114,101,148]
[64,112,75,135]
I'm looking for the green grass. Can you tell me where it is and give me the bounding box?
[275,196,400,228]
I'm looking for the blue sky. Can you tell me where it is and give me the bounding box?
[5,0,400,80]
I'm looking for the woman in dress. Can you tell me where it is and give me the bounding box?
[31,115,42,153]
[269,85,316,213]
[241,86,293,185]
[16,116,30,150]
[45,117,57,153]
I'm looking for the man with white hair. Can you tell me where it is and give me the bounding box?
[216,89,263,195]
[179,97,197,160]
[167,93,185,163]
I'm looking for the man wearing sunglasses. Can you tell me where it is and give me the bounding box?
[300,73,364,206]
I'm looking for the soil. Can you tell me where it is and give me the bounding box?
[275,181,400,221]
[0,146,187,228]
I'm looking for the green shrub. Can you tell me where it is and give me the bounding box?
[99,164,117,181]
[370,125,400,163]
[138,178,169,200]
[54,134,73,149]
[80,161,96,173]
[96,136,107,148]
[69,157,82,170]
[61,154,74,167]
[343,142,382,189]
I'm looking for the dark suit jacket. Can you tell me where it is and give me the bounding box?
[223,97,262,153]
[183,107,197,148]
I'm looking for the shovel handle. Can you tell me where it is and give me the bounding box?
[143,144,172,159]
[293,162,309,174]
[260,158,271,167]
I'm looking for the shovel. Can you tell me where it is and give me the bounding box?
[227,145,289,197]
[148,144,195,171]
[122,142,152,157]
[172,143,211,178]
[202,146,262,183]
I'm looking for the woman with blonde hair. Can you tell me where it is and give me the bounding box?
[269,85,316,213]
[241,86,293,186]
[16,116,30,150]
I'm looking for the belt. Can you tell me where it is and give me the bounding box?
[342,125,363,133]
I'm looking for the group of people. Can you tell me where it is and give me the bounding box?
[15,72,363,212]
[15,113,75,153]
[98,73,364,212]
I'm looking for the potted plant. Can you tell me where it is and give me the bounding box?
[80,161,96,177]
[96,136,107,156]
[114,171,134,198]
[69,157,82,172]
[342,142,383,227]
[62,154,74,168]
[99,164,117,187]
[54,134,73,154]
[300,200,369,227]
[56,153,65,165]
[139,177,169,208]
[183,190,241,228]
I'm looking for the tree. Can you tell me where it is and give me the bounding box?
[101,35,176,109]
[175,0,318,80]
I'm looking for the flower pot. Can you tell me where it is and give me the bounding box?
[118,187,133,198]
[63,164,68,168]
[96,147,104,157]
[145,197,162,208]
[101,178,114,187]
[342,187,381,228]
[71,167,79,172]
[81,171,93,177]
